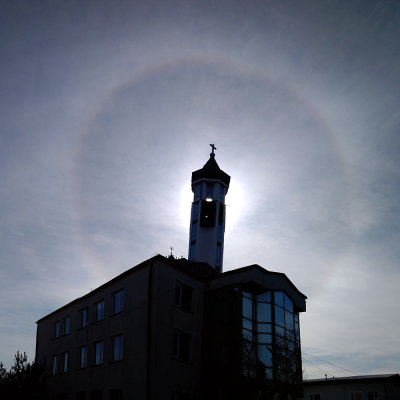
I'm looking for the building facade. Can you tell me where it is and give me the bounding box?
[36,149,307,400]
[303,374,400,400]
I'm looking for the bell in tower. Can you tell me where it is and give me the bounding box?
[188,144,230,272]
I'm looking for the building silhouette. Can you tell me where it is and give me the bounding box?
[35,148,307,400]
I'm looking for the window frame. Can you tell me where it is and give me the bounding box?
[95,300,105,322]
[174,280,194,312]
[112,334,124,362]
[172,329,191,362]
[79,345,88,369]
[113,290,124,315]
[79,308,88,329]
[54,320,60,339]
[62,351,69,373]
[52,355,58,375]
[94,341,104,365]
[63,316,71,335]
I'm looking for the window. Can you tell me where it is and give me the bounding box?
[96,300,104,322]
[63,317,70,335]
[193,184,201,201]
[113,290,124,314]
[218,184,225,202]
[206,183,213,199]
[368,393,379,400]
[242,290,273,379]
[112,335,123,361]
[80,308,88,328]
[200,200,216,227]
[351,392,362,400]
[62,352,69,373]
[94,341,104,365]
[52,355,57,375]
[79,345,88,368]
[173,330,191,362]
[54,321,60,338]
[174,281,194,312]
[310,395,320,400]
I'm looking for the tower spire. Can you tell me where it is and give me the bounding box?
[188,146,230,272]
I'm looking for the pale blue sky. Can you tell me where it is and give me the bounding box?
[1,0,399,378]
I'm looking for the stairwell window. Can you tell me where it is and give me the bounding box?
[174,281,194,312]
[173,330,191,362]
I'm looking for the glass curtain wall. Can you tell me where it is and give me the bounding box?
[242,290,301,383]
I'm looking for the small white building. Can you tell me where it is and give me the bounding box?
[303,374,400,400]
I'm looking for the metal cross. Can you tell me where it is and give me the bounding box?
[210,143,217,155]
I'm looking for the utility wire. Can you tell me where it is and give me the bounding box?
[302,350,361,377]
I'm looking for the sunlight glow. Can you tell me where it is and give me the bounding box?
[225,178,245,231]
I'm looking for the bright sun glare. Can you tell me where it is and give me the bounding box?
[178,178,245,232]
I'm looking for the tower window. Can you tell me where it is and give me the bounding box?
[206,183,213,200]
[200,200,216,227]
[218,203,225,225]
[218,185,225,201]
[193,184,201,201]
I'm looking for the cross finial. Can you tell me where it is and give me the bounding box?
[210,143,217,156]
[170,246,174,256]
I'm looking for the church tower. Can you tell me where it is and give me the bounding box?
[188,145,230,272]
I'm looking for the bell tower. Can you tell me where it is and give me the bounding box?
[188,144,230,272]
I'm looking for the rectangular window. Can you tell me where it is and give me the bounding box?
[63,317,70,335]
[80,308,88,328]
[112,335,123,361]
[52,355,57,375]
[79,345,88,368]
[94,341,104,365]
[113,290,124,314]
[62,352,69,373]
[351,392,362,400]
[367,393,379,400]
[173,330,191,362]
[200,199,216,227]
[174,281,194,312]
[54,321,60,338]
[96,300,104,322]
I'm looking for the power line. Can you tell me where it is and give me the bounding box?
[302,350,361,377]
